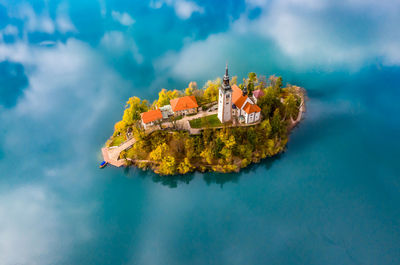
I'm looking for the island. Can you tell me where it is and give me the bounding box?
[101,65,306,175]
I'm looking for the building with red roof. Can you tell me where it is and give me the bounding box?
[231,84,261,124]
[170,95,198,116]
[252,89,265,103]
[140,109,163,129]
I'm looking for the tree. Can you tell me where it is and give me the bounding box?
[271,109,284,136]
[177,158,194,174]
[247,80,255,95]
[231,76,238,85]
[185,138,195,159]
[149,143,169,162]
[257,75,267,90]
[274,76,283,92]
[203,78,220,103]
[284,94,298,120]
[185,81,197,96]
[157,88,181,107]
[248,72,257,82]
[200,146,214,164]
[122,97,149,126]
[257,88,280,119]
[247,128,257,149]
[159,155,176,175]
[113,120,126,136]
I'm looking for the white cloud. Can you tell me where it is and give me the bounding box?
[0,37,132,182]
[111,10,135,26]
[150,0,204,19]
[174,0,204,19]
[5,3,76,34]
[2,25,19,35]
[0,185,94,265]
[100,31,143,64]
[98,0,107,17]
[156,0,400,81]
[56,2,77,33]
[20,4,55,34]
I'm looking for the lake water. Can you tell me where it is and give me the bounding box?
[0,1,400,264]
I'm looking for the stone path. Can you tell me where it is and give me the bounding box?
[102,137,136,167]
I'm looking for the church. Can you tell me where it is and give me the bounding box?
[217,65,261,124]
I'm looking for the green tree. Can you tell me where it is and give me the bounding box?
[248,72,257,82]
[257,88,280,119]
[284,94,298,120]
[271,109,284,136]
[274,76,283,92]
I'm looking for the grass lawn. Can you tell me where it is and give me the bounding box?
[109,134,126,147]
[189,114,222,128]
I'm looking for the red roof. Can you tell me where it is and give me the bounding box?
[253,89,265,98]
[243,102,261,114]
[170,95,198,112]
[141,109,163,124]
[232,84,248,108]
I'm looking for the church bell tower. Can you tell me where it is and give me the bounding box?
[217,64,232,123]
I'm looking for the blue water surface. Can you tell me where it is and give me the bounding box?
[0,0,399,264]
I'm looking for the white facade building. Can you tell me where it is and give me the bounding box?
[218,65,233,123]
[217,65,261,124]
[231,85,261,124]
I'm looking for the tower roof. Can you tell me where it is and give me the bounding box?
[221,64,231,91]
[223,63,229,82]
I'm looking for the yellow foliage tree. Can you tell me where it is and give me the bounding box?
[149,143,169,162]
[200,146,214,164]
[157,88,181,107]
[185,81,197,96]
[158,155,176,175]
[177,158,194,174]
[203,78,221,103]
[122,97,149,125]
[113,120,126,136]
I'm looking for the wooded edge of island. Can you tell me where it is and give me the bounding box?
[103,70,306,175]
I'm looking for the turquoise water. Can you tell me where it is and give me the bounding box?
[1,1,400,264]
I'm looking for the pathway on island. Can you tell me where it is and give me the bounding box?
[102,137,136,167]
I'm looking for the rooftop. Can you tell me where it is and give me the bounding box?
[170,95,198,112]
[232,84,248,109]
[141,109,163,124]
[253,89,265,98]
[243,102,261,114]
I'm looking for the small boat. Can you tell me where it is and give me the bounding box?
[99,161,107,168]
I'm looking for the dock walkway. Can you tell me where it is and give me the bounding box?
[102,137,136,167]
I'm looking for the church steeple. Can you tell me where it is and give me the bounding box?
[218,64,233,123]
[222,63,231,91]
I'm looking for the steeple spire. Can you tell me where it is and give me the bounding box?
[222,63,231,90]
